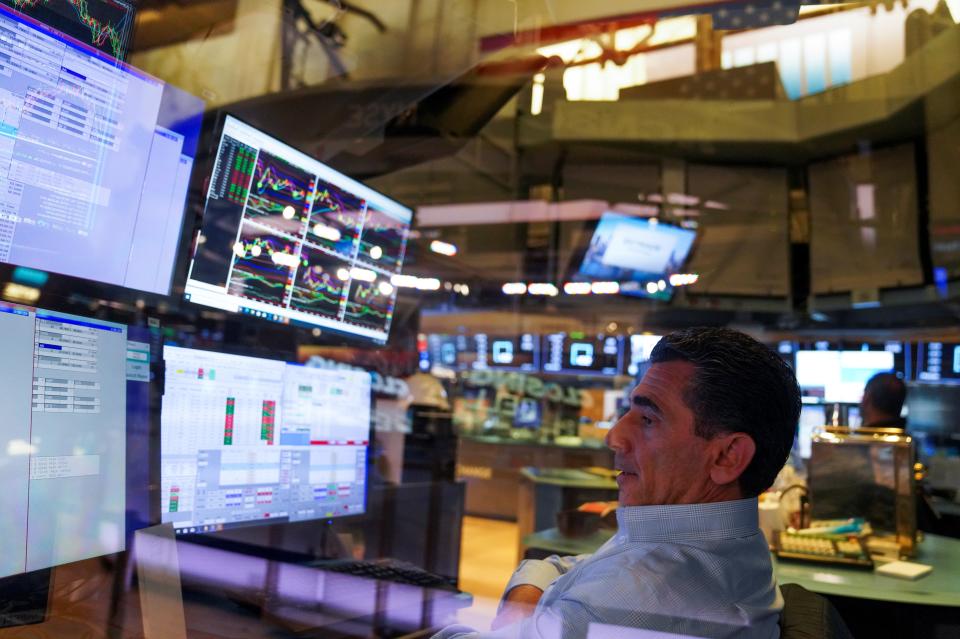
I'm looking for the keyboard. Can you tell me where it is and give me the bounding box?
[307,558,460,591]
[773,531,874,569]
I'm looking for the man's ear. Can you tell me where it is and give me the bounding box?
[709,432,756,488]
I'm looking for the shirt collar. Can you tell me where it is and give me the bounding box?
[616,497,760,543]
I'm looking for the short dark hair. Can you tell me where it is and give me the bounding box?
[863,372,906,418]
[649,327,801,497]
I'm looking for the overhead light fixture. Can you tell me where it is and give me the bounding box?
[668,273,699,286]
[415,277,441,291]
[528,283,559,297]
[564,282,591,295]
[391,274,419,288]
[3,282,40,303]
[271,252,299,268]
[429,240,458,256]
[502,282,527,295]
[591,281,620,295]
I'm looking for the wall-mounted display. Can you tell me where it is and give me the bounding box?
[185,116,412,344]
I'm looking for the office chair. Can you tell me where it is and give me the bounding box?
[779,583,854,639]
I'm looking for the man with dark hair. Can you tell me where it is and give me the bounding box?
[860,372,907,429]
[436,327,801,639]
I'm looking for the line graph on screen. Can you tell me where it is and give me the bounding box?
[246,151,315,236]
[228,224,298,306]
[5,0,134,59]
[357,206,408,272]
[307,178,365,258]
[344,278,393,332]
[290,245,349,318]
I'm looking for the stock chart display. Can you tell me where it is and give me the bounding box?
[2,0,134,60]
[186,116,412,344]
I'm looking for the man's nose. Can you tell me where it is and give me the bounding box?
[605,416,629,453]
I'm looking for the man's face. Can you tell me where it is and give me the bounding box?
[605,360,718,506]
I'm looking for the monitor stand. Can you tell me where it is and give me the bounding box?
[0,568,51,628]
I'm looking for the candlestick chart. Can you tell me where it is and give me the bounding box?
[228,224,297,306]
[245,151,315,236]
[357,206,409,272]
[290,245,349,318]
[5,0,134,59]
[307,177,365,258]
[344,278,393,332]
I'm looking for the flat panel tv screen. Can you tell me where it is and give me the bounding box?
[795,350,895,404]
[185,116,412,344]
[576,212,695,300]
[542,333,624,376]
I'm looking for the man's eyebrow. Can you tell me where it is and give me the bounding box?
[632,395,663,416]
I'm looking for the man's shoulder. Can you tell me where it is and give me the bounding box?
[581,535,773,591]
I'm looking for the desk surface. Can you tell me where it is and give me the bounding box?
[520,467,618,489]
[522,529,960,607]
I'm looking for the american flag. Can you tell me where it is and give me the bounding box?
[664,0,854,29]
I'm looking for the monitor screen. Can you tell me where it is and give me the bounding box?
[846,405,862,428]
[465,333,539,372]
[627,334,662,377]
[185,116,412,344]
[513,398,542,428]
[161,346,371,533]
[905,382,960,436]
[0,0,135,60]
[795,350,895,404]
[0,3,203,295]
[796,405,826,459]
[809,441,897,533]
[577,213,696,299]
[543,333,624,376]
[0,302,127,579]
[916,342,960,383]
[421,334,460,372]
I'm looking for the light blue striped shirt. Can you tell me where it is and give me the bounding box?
[435,498,781,639]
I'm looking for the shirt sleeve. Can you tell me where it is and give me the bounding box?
[431,601,572,639]
[430,553,595,638]
[501,554,591,599]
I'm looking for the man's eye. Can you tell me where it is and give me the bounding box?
[641,414,654,426]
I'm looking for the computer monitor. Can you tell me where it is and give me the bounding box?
[160,346,371,533]
[576,213,696,300]
[627,334,662,377]
[904,382,960,436]
[0,301,127,579]
[422,334,460,372]
[795,350,895,404]
[470,333,539,372]
[513,398,542,429]
[916,342,960,383]
[542,333,624,376]
[0,4,203,295]
[1,0,135,60]
[845,405,862,428]
[184,115,412,344]
[796,405,826,459]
